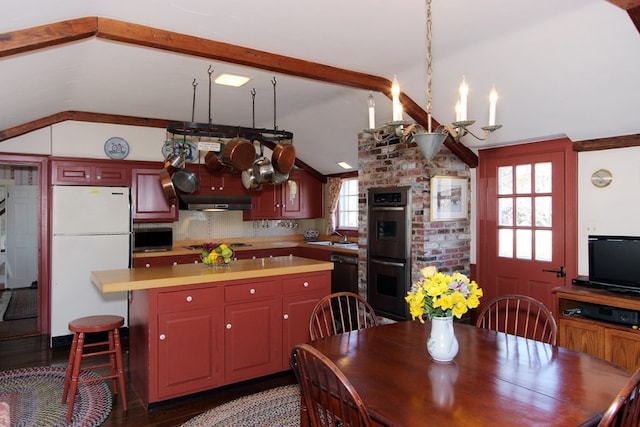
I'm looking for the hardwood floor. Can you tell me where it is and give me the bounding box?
[0,333,298,426]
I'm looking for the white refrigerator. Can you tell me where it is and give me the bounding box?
[50,185,131,345]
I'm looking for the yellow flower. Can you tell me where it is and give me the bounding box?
[405,266,482,320]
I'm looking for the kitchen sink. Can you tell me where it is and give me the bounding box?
[307,241,358,250]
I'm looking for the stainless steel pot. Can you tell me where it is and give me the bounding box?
[253,157,274,185]
[271,170,289,185]
[241,168,262,190]
[172,168,200,194]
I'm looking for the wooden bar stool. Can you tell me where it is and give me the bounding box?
[62,315,127,423]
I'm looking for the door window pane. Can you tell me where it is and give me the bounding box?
[498,166,513,195]
[515,164,531,194]
[535,162,552,193]
[498,229,513,258]
[516,197,531,226]
[516,229,532,260]
[535,230,552,262]
[535,196,552,227]
[498,198,513,226]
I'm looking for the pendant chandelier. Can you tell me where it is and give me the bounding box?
[367,0,502,162]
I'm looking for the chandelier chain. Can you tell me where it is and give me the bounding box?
[426,0,433,115]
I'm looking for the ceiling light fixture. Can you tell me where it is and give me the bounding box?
[214,73,251,87]
[338,161,352,170]
[366,0,502,162]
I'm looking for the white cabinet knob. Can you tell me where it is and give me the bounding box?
[303,281,310,287]
[226,323,232,329]
[173,261,178,266]
[194,260,199,263]
[145,263,151,268]
[159,334,166,340]
[283,314,289,320]
[250,288,256,295]
[186,295,193,302]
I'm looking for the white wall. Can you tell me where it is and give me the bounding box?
[577,146,640,275]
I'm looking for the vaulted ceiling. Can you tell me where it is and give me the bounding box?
[1,0,639,175]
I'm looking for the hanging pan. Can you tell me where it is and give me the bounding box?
[242,168,262,190]
[222,137,256,171]
[272,143,296,174]
[159,168,177,202]
[172,168,200,194]
[204,150,224,173]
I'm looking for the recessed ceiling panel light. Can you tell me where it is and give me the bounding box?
[338,162,352,169]
[214,73,251,87]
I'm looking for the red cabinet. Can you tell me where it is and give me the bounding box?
[185,164,250,196]
[128,269,331,407]
[131,168,178,223]
[132,253,201,268]
[224,279,283,383]
[51,159,129,186]
[243,169,324,220]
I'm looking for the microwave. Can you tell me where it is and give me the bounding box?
[133,228,173,252]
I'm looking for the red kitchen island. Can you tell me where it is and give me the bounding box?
[91,256,332,408]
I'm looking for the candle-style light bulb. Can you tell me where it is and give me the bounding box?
[455,101,462,122]
[488,85,498,127]
[392,76,402,122]
[368,92,376,129]
[458,75,469,121]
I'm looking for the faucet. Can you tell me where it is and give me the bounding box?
[332,230,349,242]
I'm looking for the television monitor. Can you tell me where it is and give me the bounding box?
[588,235,640,294]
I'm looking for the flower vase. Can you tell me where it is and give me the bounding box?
[427,316,459,363]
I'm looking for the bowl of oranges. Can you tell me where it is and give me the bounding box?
[201,242,234,267]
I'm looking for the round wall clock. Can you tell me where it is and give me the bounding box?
[590,169,613,188]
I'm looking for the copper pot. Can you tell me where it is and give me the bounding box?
[204,151,224,173]
[159,168,177,202]
[271,143,296,174]
[222,138,256,171]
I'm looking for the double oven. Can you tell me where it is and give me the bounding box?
[367,186,411,320]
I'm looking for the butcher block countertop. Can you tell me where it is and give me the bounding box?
[92,255,333,293]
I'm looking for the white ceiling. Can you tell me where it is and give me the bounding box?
[1,0,639,175]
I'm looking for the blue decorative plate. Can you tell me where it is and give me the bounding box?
[162,139,199,163]
[104,137,130,160]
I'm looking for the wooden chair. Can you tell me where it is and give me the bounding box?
[598,367,640,427]
[290,343,371,427]
[475,294,558,345]
[309,292,378,341]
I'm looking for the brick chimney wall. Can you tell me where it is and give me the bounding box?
[357,131,472,299]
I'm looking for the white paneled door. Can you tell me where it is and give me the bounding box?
[6,185,39,289]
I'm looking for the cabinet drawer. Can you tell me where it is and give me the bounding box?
[157,287,221,313]
[225,280,280,303]
[282,273,329,294]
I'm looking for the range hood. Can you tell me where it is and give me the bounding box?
[178,194,252,211]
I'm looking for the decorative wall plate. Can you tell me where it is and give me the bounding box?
[162,139,199,163]
[590,169,613,188]
[104,137,130,160]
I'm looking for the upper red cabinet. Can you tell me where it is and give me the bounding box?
[243,169,324,220]
[184,164,250,196]
[51,159,129,186]
[131,168,178,223]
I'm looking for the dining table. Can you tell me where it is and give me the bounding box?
[306,320,631,426]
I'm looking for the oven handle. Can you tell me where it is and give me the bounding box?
[370,206,406,212]
[370,258,406,268]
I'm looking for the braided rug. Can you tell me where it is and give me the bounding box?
[182,384,300,427]
[0,366,112,427]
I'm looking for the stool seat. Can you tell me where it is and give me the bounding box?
[63,315,127,423]
[68,315,124,333]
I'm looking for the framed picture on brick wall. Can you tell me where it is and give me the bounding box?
[430,175,468,221]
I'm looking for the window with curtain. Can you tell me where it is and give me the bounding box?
[336,178,358,230]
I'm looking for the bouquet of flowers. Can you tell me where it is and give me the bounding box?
[405,266,483,321]
[201,242,234,266]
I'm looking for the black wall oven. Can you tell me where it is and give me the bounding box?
[367,186,411,320]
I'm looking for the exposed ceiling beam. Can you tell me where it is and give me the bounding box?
[607,1,640,32]
[0,17,478,168]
